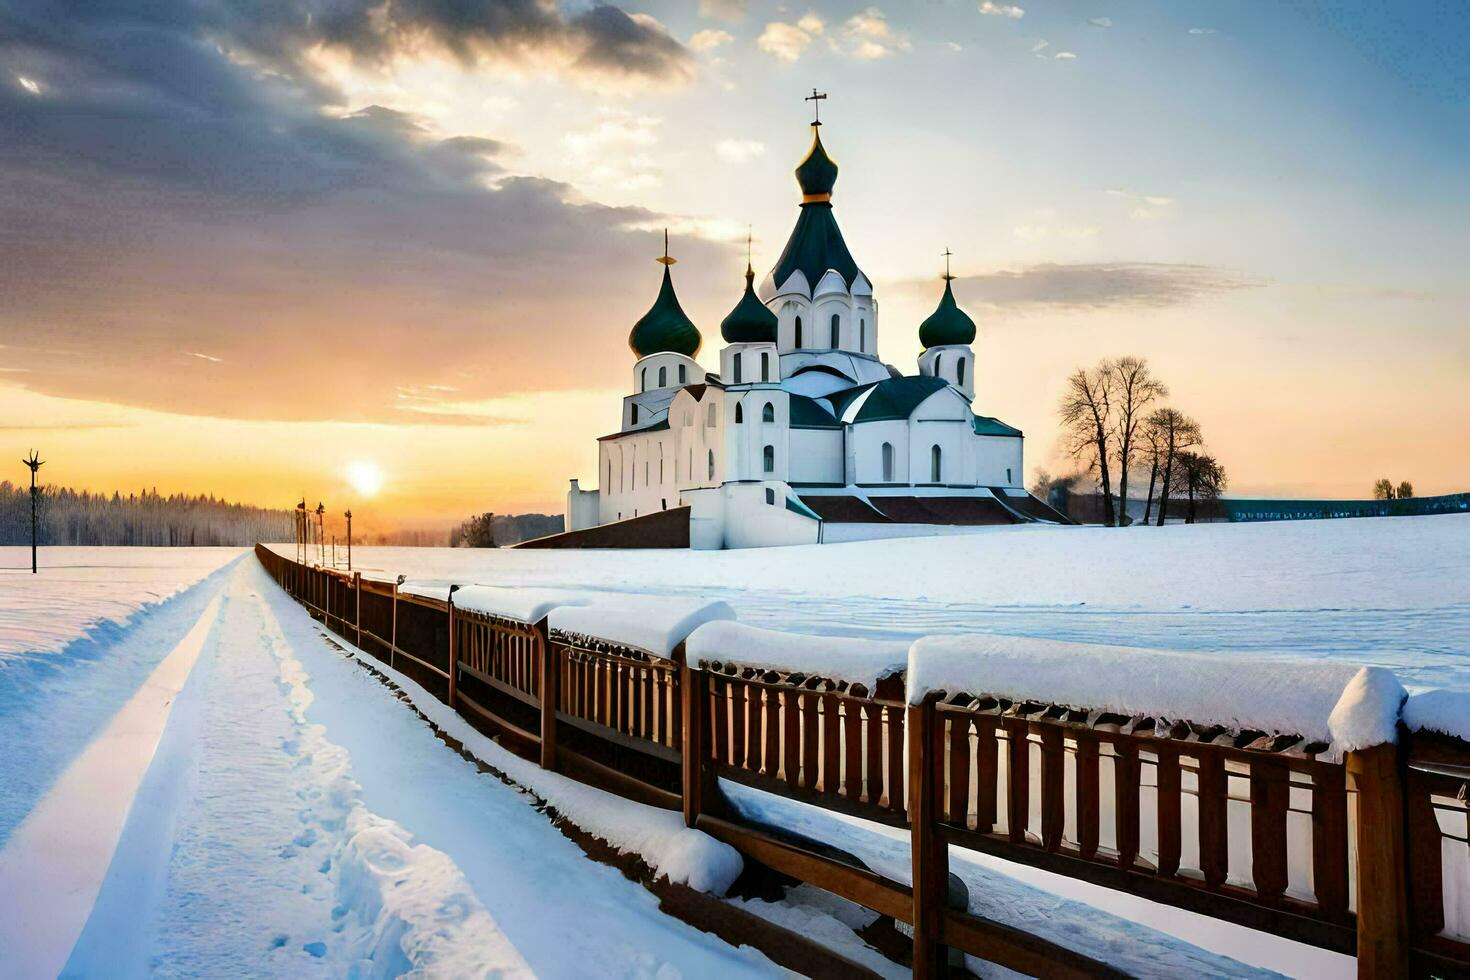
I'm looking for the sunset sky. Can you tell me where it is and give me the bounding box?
[3,1,1467,531]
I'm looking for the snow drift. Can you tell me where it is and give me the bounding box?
[687,620,908,690]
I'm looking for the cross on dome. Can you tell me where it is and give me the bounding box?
[805,88,827,126]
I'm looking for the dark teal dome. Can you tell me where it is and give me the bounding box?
[720,265,778,343]
[918,280,976,349]
[795,126,838,200]
[629,265,702,359]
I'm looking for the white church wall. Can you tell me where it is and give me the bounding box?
[910,419,974,486]
[789,428,843,485]
[850,419,909,484]
[567,480,600,531]
[975,435,1024,487]
[598,429,681,524]
[918,344,975,400]
[721,343,779,386]
[723,482,819,549]
[633,352,698,394]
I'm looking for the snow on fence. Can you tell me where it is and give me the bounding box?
[254,546,1470,979]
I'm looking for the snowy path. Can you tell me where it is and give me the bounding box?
[3,558,779,978]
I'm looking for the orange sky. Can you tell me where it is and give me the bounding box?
[4,1,1467,529]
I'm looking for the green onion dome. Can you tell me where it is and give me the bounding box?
[720,264,779,343]
[629,265,702,359]
[918,279,977,349]
[795,126,838,202]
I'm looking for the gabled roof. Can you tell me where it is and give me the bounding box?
[845,375,951,423]
[972,414,1023,437]
[789,395,843,429]
[598,418,670,441]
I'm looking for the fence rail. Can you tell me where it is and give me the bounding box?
[254,545,1470,979]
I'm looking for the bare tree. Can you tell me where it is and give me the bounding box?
[1141,419,1167,524]
[1108,357,1168,526]
[1171,451,1227,523]
[1396,480,1414,500]
[1372,478,1395,500]
[1148,408,1201,525]
[1058,363,1117,526]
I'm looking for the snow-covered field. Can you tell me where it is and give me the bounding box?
[288,513,1470,692]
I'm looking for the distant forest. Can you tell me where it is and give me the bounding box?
[0,482,295,547]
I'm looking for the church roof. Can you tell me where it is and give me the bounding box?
[789,395,843,429]
[919,280,977,349]
[629,264,702,359]
[972,414,1023,437]
[824,375,951,424]
[770,125,865,293]
[720,265,778,343]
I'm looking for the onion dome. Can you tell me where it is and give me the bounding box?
[720,262,778,344]
[628,233,702,359]
[918,279,976,349]
[795,126,838,202]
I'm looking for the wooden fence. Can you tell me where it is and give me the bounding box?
[255,546,1470,979]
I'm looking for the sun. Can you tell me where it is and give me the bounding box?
[345,460,385,498]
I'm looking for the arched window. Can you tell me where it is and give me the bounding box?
[641,367,647,391]
[859,318,866,353]
[763,445,775,473]
[762,402,775,423]
[957,358,966,388]
[630,404,638,424]
[658,366,667,387]
[830,313,840,348]
[794,315,803,348]
[678,364,687,384]
[607,459,612,488]
[881,442,894,482]
[761,352,771,382]
[645,460,650,485]
[734,403,743,423]
[733,353,742,384]
[1006,467,1013,484]
[765,488,776,505]
[931,444,943,483]
[659,443,665,482]
[708,449,715,480]
[934,353,942,375]
[707,403,717,427]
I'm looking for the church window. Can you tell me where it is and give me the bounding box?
[645,460,650,485]
[679,364,687,384]
[830,314,840,348]
[957,358,966,388]
[934,353,942,375]
[641,367,647,391]
[859,319,866,353]
[794,316,803,348]
[931,445,943,483]
[763,445,774,474]
[761,352,771,382]
[762,402,775,423]
[881,442,895,482]
[765,488,776,505]
[733,353,742,384]
[1006,467,1013,484]
[659,445,665,482]
[707,404,717,427]
[607,459,612,489]
[708,449,715,480]
[661,498,667,510]
[658,366,667,387]
[735,403,743,423]
[630,404,638,424]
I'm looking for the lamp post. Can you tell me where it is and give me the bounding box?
[344,509,353,570]
[296,498,307,563]
[23,450,43,574]
[315,502,325,565]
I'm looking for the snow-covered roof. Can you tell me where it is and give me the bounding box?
[451,585,595,625]
[549,595,735,659]
[687,621,908,690]
[907,633,1406,753]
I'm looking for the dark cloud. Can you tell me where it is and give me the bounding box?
[0,0,723,424]
[943,262,1264,312]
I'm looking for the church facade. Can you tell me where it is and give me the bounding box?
[565,114,1065,549]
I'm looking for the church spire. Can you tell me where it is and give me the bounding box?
[722,227,778,343]
[770,91,863,293]
[628,229,702,358]
[919,249,976,349]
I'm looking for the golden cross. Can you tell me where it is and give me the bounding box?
[657,227,676,266]
[942,248,955,281]
[805,88,827,125]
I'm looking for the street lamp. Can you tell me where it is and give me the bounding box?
[22,450,43,574]
[315,502,325,565]
[344,509,353,570]
[296,498,308,563]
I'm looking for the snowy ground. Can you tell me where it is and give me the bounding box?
[283,513,1470,692]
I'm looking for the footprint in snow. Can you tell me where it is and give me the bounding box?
[303,941,327,958]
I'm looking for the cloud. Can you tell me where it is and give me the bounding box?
[1106,188,1178,220]
[699,0,748,20]
[1053,51,1078,60]
[185,352,223,363]
[841,8,911,59]
[978,2,1025,19]
[758,20,818,61]
[690,29,734,51]
[16,75,41,95]
[944,262,1263,312]
[1088,17,1113,29]
[0,0,734,424]
[715,138,766,163]
[1031,40,1050,53]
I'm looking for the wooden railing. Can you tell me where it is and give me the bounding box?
[254,545,1470,979]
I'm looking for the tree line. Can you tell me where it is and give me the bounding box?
[0,482,295,547]
[1372,479,1414,500]
[1045,356,1226,526]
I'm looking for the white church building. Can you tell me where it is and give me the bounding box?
[562,110,1068,550]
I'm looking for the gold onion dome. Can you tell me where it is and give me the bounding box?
[720,263,778,343]
[918,279,977,349]
[628,233,702,359]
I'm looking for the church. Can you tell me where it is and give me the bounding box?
[562,101,1068,550]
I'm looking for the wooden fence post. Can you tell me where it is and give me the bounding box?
[909,696,949,978]
[390,575,403,672]
[446,585,460,710]
[538,619,558,771]
[354,571,362,649]
[1346,741,1409,978]
[681,653,710,828]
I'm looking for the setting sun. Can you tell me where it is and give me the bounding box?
[345,460,384,498]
